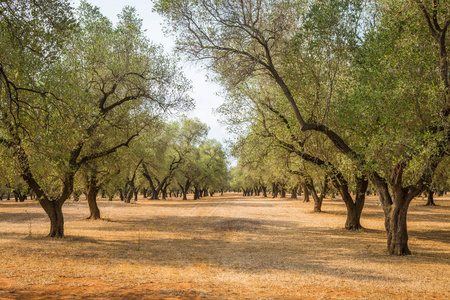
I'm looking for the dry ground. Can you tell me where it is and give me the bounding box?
[0,193,449,299]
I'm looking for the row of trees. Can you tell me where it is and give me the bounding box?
[156,0,450,255]
[81,117,229,220]
[0,1,227,237]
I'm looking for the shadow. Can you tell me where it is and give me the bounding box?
[144,201,276,209]
[87,216,298,234]
[0,211,47,224]
[0,201,41,208]
[410,229,450,244]
[51,230,403,283]
[2,194,448,287]
[33,212,439,282]
[407,206,450,223]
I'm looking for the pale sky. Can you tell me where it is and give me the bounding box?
[71,0,231,145]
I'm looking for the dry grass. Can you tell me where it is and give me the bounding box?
[0,193,449,299]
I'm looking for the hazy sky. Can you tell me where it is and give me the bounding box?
[71,0,230,144]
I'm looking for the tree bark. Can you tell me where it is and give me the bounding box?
[280,186,286,198]
[343,197,364,230]
[261,186,267,197]
[370,170,414,256]
[179,179,190,200]
[306,176,328,213]
[386,200,411,256]
[425,188,436,206]
[272,182,278,198]
[312,194,323,212]
[193,186,200,200]
[291,185,298,199]
[86,174,101,220]
[39,198,65,238]
[337,178,367,231]
[302,183,310,202]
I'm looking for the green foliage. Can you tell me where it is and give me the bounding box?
[1,1,193,201]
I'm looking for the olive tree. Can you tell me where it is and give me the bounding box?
[157,0,449,255]
[0,1,192,237]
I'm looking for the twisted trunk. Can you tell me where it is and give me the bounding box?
[302,183,310,202]
[179,179,190,200]
[272,182,278,198]
[39,198,65,237]
[86,174,101,220]
[291,185,298,199]
[370,165,420,256]
[425,188,436,206]
[280,186,286,198]
[340,178,367,230]
[306,176,328,213]
[385,200,411,255]
[193,185,201,200]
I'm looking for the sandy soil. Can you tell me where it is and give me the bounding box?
[0,193,448,299]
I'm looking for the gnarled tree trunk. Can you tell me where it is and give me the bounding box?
[262,186,267,197]
[272,182,278,198]
[290,184,298,200]
[193,185,201,200]
[306,176,328,213]
[370,164,423,256]
[302,183,310,202]
[385,199,411,256]
[86,174,101,220]
[179,179,190,200]
[39,198,65,238]
[425,188,436,206]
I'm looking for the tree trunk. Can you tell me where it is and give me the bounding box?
[86,175,101,220]
[386,201,411,256]
[194,186,200,200]
[272,182,278,198]
[308,185,323,212]
[125,187,134,203]
[280,186,286,198]
[344,202,363,230]
[179,179,190,200]
[149,187,158,200]
[306,177,327,213]
[338,178,367,231]
[302,183,310,202]
[370,171,413,256]
[291,185,298,200]
[39,198,65,238]
[425,189,436,206]
[313,196,323,212]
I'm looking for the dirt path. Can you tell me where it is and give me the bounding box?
[0,193,449,299]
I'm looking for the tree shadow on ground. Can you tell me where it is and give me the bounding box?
[14,213,443,283]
